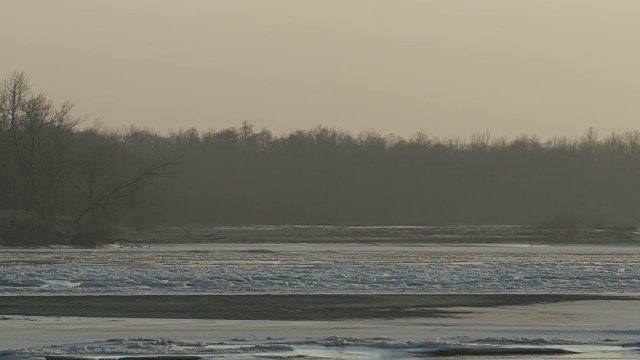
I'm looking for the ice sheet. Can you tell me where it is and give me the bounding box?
[1,244,639,294]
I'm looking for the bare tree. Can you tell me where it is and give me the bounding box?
[0,72,80,218]
[68,131,178,225]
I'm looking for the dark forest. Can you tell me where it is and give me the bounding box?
[2,73,640,230]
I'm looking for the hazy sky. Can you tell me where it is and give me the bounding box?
[2,0,640,139]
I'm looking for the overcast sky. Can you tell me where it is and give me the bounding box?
[2,0,639,139]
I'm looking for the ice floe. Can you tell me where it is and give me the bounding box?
[0,245,639,294]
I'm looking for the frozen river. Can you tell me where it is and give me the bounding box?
[2,242,640,358]
[1,243,639,294]
[2,299,640,359]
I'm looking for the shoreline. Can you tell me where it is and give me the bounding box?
[1,293,637,320]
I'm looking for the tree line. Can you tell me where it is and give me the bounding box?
[2,72,640,230]
[0,72,176,237]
